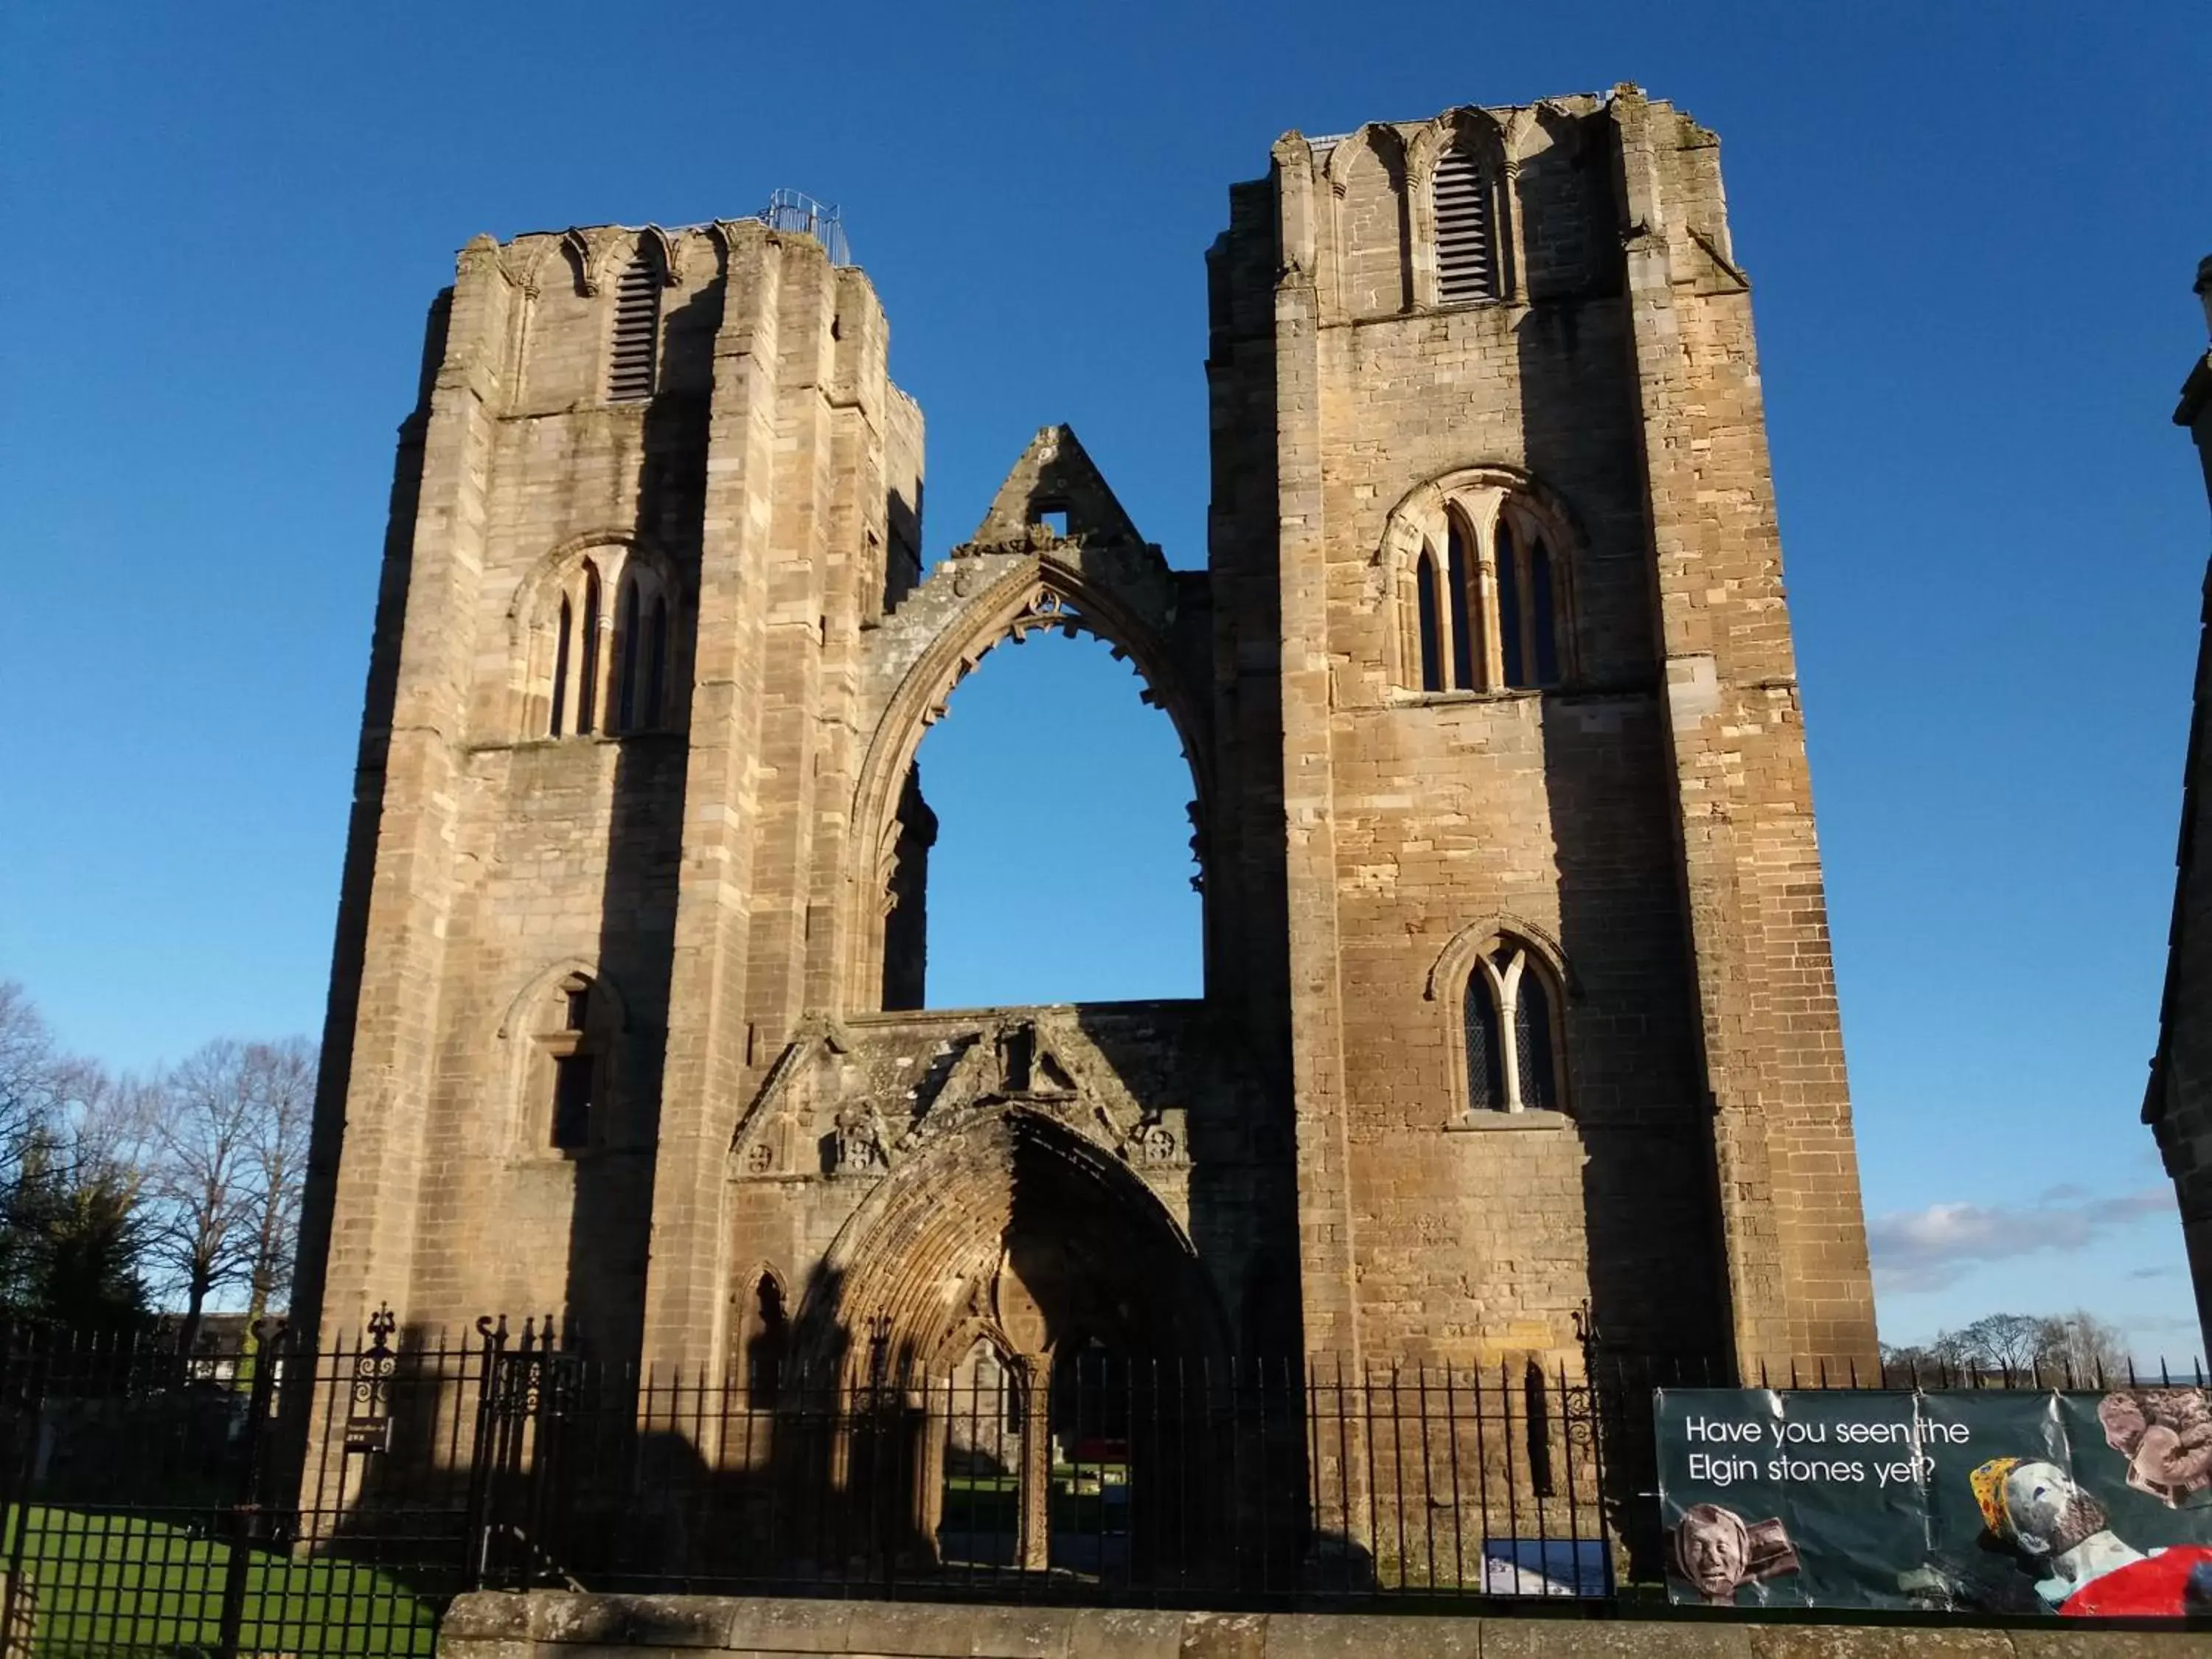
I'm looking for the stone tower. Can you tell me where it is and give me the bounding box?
[295,91,1879,1385]
[2146,254,2212,1357]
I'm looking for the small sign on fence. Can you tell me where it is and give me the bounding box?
[342,1415,393,1455]
[344,1304,397,1458]
[1654,1385,2212,1616]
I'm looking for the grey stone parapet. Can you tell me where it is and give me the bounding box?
[439,1590,2208,1658]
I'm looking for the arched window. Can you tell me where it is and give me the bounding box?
[617,577,642,733]
[1399,487,1568,695]
[1495,518,1561,691]
[1445,515,1476,690]
[1461,936,1565,1116]
[647,594,669,723]
[607,250,661,402]
[742,1271,788,1408]
[1433,145,1497,305]
[1464,967,1505,1112]
[532,546,681,740]
[577,565,602,734]
[550,596,574,737]
[538,972,600,1150]
[1414,546,1443,693]
[543,563,605,738]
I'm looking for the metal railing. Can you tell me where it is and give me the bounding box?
[468,1346,1618,1604]
[0,1315,2199,1655]
[760,189,850,266]
[0,1316,481,1657]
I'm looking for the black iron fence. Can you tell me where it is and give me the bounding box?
[470,1346,1618,1604]
[0,1316,2199,1656]
[0,1314,481,1657]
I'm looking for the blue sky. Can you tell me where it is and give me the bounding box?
[3,3,2208,1360]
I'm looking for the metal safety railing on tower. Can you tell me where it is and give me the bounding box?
[760,189,852,266]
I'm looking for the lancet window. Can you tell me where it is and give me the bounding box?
[536,972,602,1151]
[1461,936,1565,1116]
[535,547,678,740]
[1400,491,1568,694]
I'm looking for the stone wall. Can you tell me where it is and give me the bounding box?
[1206,89,1877,1377]
[439,1592,2207,1658]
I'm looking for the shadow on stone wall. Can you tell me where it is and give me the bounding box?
[563,329,718,1363]
[1520,259,1728,1582]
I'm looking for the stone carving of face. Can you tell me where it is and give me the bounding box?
[2001,1460,2109,1559]
[1677,1503,1750,1600]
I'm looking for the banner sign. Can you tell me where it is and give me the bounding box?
[1653,1386,2212,1616]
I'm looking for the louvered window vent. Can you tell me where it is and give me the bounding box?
[607,255,660,403]
[1433,149,1496,305]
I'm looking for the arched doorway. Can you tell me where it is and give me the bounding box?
[791,1107,1228,1577]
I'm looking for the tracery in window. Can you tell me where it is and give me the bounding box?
[1461,936,1565,1115]
[1398,488,1568,695]
[531,546,681,740]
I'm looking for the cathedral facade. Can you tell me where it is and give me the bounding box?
[293,88,1878,1385]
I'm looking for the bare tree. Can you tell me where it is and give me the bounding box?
[0,981,64,1192]
[136,1038,316,1346]
[1938,1312,2049,1374]
[140,1042,262,1344]
[0,984,150,1326]
[2037,1310,2129,1383]
[241,1038,314,1326]
[1911,1310,2136,1380]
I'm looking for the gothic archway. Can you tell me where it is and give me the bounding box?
[793,1104,1227,1376]
[787,1104,1231,1577]
[844,549,1215,1012]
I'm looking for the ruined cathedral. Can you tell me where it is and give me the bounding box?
[293,88,1879,1385]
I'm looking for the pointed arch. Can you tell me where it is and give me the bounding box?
[1408,106,1515,307]
[1373,463,1582,697]
[793,1105,1229,1381]
[842,552,1213,1012]
[1323,122,1411,319]
[493,958,634,1154]
[559,226,603,296]
[635,224,681,286]
[493,956,630,1042]
[732,1262,792,1404]
[508,531,690,741]
[1426,919,1574,1121]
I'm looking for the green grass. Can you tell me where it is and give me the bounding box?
[2,1506,443,1657]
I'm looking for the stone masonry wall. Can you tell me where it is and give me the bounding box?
[302,89,1879,1417]
[440,1591,2209,1659]
[1209,91,1876,1375]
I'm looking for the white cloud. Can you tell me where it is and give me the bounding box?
[1868,1185,2177,1293]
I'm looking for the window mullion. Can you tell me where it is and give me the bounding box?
[1498,952,1526,1113]
[1439,531,1467,690]
[1475,521,1503,691]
